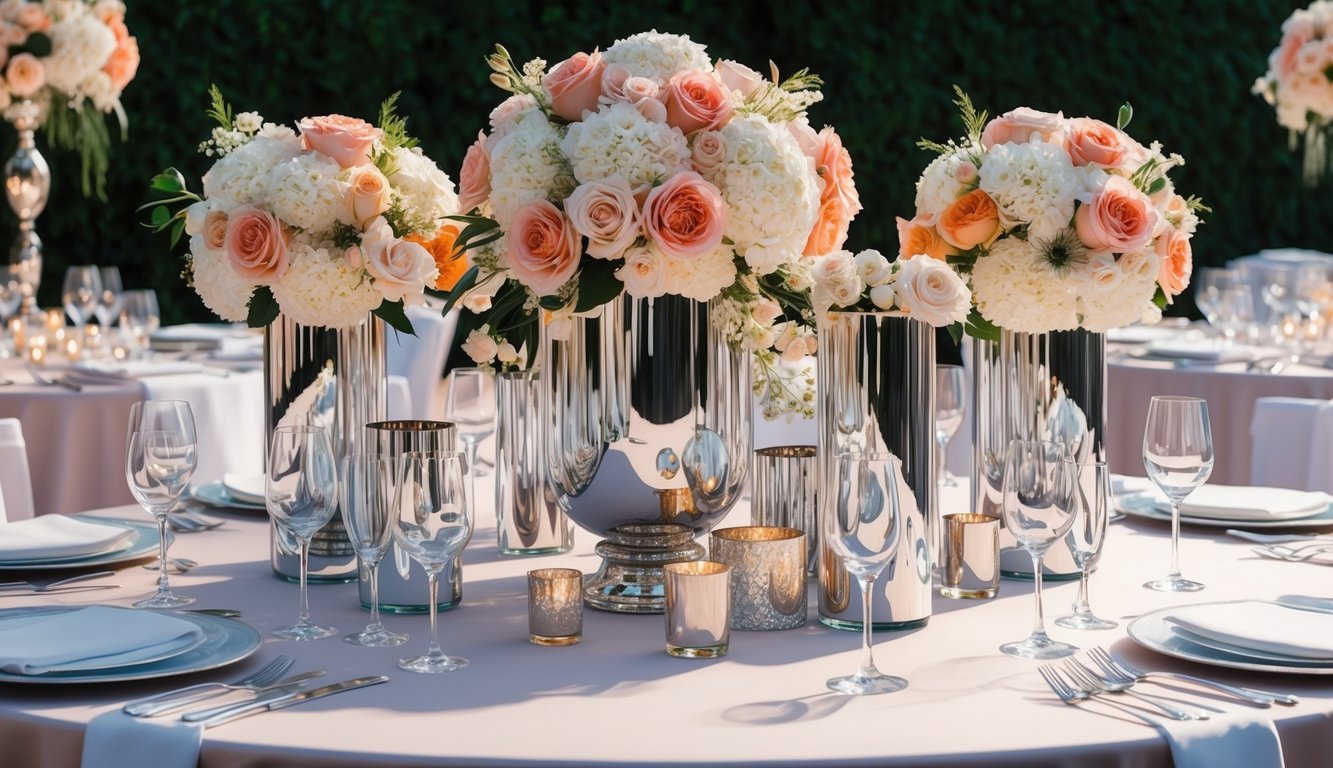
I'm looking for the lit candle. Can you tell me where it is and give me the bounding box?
[26,334,46,364]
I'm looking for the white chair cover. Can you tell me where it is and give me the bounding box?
[0,418,36,521]
[386,305,457,420]
[1250,397,1333,491]
[1307,399,1333,494]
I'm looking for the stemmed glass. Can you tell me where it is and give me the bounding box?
[1142,396,1213,592]
[1193,266,1239,336]
[444,368,496,477]
[822,450,907,695]
[339,452,408,647]
[0,264,23,356]
[934,365,966,487]
[1054,460,1118,630]
[94,266,124,329]
[998,439,1079,659]
[62,266,101,340]
[119,289,160,358]
[125,400,197,609]
[1213,285,1255,346]
[393,451,473,673]
[267,425,339,640]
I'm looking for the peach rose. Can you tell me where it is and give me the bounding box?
[803,197,852,257]
[457,132,491,213]
[623,76,660,104]
[1,23,26,48]
[980,107,1065,148]
[895,215,957,261]
[298,114,382,169]
[103,34,139,91]
[634,97,667,124]
[565,176,641,260]
[1075,176,1159,252]
[204,210,228,251]
[5,53,43,98]
[344,165,392,229]
[506,201,580,296]
[600,63,632,102]
[223,206,289,284]
[664,71,733,136]
[1279,30,1309,77]
[1065,118,1128,168]
[809,127,861,217]
[713,59,764,99]
[17,3,48,32]
[1154,229,1192,303]
[936,189,1001,250]
[405,224,464,291]
[615,245,667,299]
[360,217,436,304]
[691,130,727,176]
[642,171,726,260]
[544,50,605,122]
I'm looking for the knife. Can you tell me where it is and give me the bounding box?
[136,670,326,719]
[1226,529,1324,546]
[194,675,389,728]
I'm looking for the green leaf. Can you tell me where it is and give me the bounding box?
[150,206,171,227]
[206,84,233,130]
[373,299,416,335]
[246,286,280,328]
[168,220,185,250]
[1152,287,1168,310]
[149,169,186,194]
[1117,102,1133,131]
[1147,177,1167,195]
[962,309,1000,342]
[947,321,964,346]
[573,259,624,313]
[440,265,480,316]
[537,295,565,311]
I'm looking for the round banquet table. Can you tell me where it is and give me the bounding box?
[0,485,1331,768]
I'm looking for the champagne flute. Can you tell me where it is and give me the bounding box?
[394,451,472,674]
[1054,460,1118,630]
[998,439,1079,659]
[340,453,408,647]
[444,368,496,477]
[267,425,339,640]
[62,266,101,338]
[125,400,197,609]
[934,365,966,487]
[1142,396,1213,592]
[822,450,907,695]
[94,266,124,329]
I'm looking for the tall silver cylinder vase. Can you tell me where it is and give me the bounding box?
[497,369,573,555]
[971,328,1106,579]
[265,314,386,582]
[816,311,935,631]
[4,100,47,316]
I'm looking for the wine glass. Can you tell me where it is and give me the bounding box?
[1193,266,1239,334]
[119,289,160,358]
[1142,396,1213,592]
[94,266,124,329]
[62,266,101,339]
[934,365,966,487]
[1054,460,1118,630]
[822,450,907,695]
[393,450,473,673]
[998,439,1079,659]
[339,452,408,647]
[125,400,197,609]
[267,425,339,640]
[444,368,496,477]
[1213,285,1255,346]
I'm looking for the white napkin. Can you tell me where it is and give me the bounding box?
[81,710,202,768]
[1142,339,1259,362]
[1164,600,1333,660]
[1149,485,1330,521]
[0,606,204,674]
[0,418,35,521]
[67,361,204,383]
[1157,710,1285,768]
[222,473,264,504]
[0,516,132,562]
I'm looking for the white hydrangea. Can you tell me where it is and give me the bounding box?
[188,236,253,323]
[202,135,302,210]
[78,71,116,112]
[970,236,1079,333]
[1077,250,1161,332]
[41,11,115,96]
[978,140,1082,243]
[602,30,712,86]
[914,148,970,216]
[661,243,737,301]
[712,114,820,275]
[487,110,570,229]
[271,240,382,328]
[264,153,345,232]
[561,102,691,195]
[388,146,459,225]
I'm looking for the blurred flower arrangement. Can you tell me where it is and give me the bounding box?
[445,30,864,419]
[1254,1,1333,185]
[0,0,139,197]
[142,88,460,331]
[902,88,1206,337]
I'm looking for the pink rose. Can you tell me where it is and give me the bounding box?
[664,71,733,136]
[1075,176,1159,253]
[344,165,392,229]
[5,53,43,98]
[360,217,436,304]
[489,93,537,133]
[506,201,580,296]
[298,114,381,169]
[751,296,782,326]
[565,176,641,260]
[457,131,491,213]
[642,171,726,260]
[16,3,49,32]
[634,98,667,124]
[1064,118,1129,168]
[1154,229,1192,303]
[223,206,289,284]
[1,23,25,48]
[980,107,1065,148]
[954,161,978,184]
[600,63,632,102]
[1278,30,1309,77]
[691,130,727,176]
[204,210,228,251]
[809,127,862,216]
[544,50,605,122]
[713,59,764,99]
[788,118,819,156]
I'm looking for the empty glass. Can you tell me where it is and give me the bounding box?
[119,289,160,358]
[62,266,101,339]
[935,365,966,487]
[1213,285,1255,345]
[1193,266,1240,333]
[1142,396,1213,593]
[339,453,407,647]
[94,266,124,329]
[267,425,339,640]
[998,439,1079,659]
[444,368,496,477]
[1054,460,1117,630]
[125,400,197,609]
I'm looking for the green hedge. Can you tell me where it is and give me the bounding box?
[15,0,1323,323]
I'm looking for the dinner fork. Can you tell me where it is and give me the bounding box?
[1088,647,1297,706]
[0,571,117,593]
[1251,546,1333,563]
[122,655,294,717]
[1038,665,1162,727]
[1060,659,1206,720]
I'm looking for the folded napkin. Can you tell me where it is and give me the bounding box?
[1164,600,1333,660]
[1141,339,1260,362]
[67,361,204,383]
[0,516,132,562]
[0,606,204,674]
[1149,485,1330,521]
[81,710,202,768]
[1157,709,1284,768]
[222,472,264,505]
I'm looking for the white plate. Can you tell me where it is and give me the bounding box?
[1128,602,1333,675]
[0,607,261,684]
[1118,493,1333,530]
[191,482,265,512]
[0,517,165,571]
[222,473,264,505]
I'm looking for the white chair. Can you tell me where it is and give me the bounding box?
[1250,397,1333,492]
[0,418,36,521]
[386,305,458,420]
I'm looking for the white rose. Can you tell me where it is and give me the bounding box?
[461,327,499,364]
[462,271,506,313]
[854,249,892,286]
[565,176,641,259]
[811,250,858,287]
[184,200,212,236]
[829,280,863,307]
[615,245,667,298]
[892,253,971,327]
[496,342,519,364]
[869,283,897,310]
[360,216,437,305]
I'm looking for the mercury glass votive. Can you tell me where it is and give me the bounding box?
[527,568,583,646]
[940,513,1000,599]
[751,446,818,576]
[709,526,807,630]
[663,561,731,658]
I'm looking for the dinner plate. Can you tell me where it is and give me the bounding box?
[222,473,264,505]
[191,482,266,512]
[1117,493,1333,530]
[0,607,261,684]
[1127,602,1333,675]
[0,517,165,571]
[1168,625,1333,665]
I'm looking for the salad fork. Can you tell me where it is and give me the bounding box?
[122,655,293,717]
[1038,665,1161,727]
[1087,647,1296,706]
[1059,658,1205,720]
[1251,546,1333,563]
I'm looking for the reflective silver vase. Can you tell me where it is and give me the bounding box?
[497,369,573,555]
[971,329,1106,579]
[265,314,386,583]
[816,311,935,631]
[541,294,751,613]
[4,100,47,316]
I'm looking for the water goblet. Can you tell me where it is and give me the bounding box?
[998,439,1079,659]
[339,453,408,647]
[1054,460,1118,630]
[444,367,496,477]
[1142,396,1213,592]
[125,400,197,609]
[119,289,160,358]
[822,450,907,695]
[62,266,101,341]
[393,450,473,673]
[94,266,123,330]
[935,365,966,487]
[267,425,339,640]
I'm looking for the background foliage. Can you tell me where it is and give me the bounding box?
[12,0,1325,324]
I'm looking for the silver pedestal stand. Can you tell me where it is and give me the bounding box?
[4,100,48,315]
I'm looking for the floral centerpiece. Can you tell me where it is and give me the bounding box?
[445,31,863,419]
[1254,1,1333,185]
[902,89,1205,336]
[0,0,138,197]
[809,249,971,326]
[144,88,460,331]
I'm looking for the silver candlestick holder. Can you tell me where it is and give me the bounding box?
[4,100,48,316]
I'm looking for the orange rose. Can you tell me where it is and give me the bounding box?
[803,197,852,256]
[935,189,1000,250]
[895,215,957,261]
[406,225,465,291]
